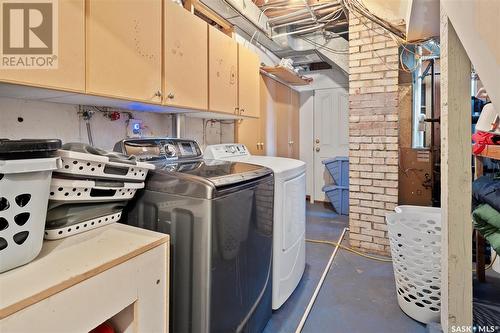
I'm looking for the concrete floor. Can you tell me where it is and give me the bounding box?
[264,202,426,333]
[473,264,500,327]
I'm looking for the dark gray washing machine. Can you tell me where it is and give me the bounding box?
[114,138,274,333]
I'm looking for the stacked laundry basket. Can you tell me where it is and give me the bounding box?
[322,157,349,215]
[44,143,154,240]
[0,139,62,272]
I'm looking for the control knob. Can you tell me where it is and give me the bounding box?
[164,144,177,158]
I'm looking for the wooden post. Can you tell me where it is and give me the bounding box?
[440,5,473,332]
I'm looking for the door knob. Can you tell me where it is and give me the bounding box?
[315,147,320,152]
[315,138,320,144]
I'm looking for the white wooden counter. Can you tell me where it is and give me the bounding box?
[0,223,169,333]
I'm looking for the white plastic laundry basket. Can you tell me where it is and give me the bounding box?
[386,206,441,324]
[0,158,60,272]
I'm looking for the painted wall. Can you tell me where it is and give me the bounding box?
[295,69,349,92]
[235,33,280,67]
[184,117,235,149]
[0,96,235,151]
[299,91,314,198]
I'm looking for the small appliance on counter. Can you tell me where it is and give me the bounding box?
[0,139,62,273]
[44,143,154,240]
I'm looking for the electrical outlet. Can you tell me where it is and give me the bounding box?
[127,119,143,138]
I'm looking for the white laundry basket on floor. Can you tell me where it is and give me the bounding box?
[386,206,441,324]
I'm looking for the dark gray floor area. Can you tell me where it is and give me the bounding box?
[473,264,500,327]
[264,202,426,333]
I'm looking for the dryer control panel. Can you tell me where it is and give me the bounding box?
[115,138,203,161]
[204,144,250,159]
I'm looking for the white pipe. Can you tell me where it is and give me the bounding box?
[268,2,339,24]
[294,227,348,333]
[272,24,325,39]
[302,0,318,25]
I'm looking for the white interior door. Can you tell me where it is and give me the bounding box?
[313,88,349,201]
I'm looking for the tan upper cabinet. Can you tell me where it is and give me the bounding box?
[86,0,162,104]
[0,0,85,92]
[237,45,260,118]
[208,26,238,114]
[164,1,208,110]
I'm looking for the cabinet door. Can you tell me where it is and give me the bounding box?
[86,0,162,104]
[275,82,291,158]
[260,75,277,156]
[238,45,260,118]
[208,26,238,114]
[236,118,262,155]
[0,0,85,92]
[290,89,300,159]
[164,1,208,110]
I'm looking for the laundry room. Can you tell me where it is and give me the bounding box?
[0,0,499,333]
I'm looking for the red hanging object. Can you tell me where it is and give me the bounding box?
[472,131,500,154]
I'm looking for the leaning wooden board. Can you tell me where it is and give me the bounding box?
[0,223,169,325]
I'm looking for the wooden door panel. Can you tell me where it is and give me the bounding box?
[208,26,237,114]
[238,45,260,118]
[260,75,277,156]
[164,1,208,110]
[275,82,291,157]
[236,118,261,155]
[86,0,162,103]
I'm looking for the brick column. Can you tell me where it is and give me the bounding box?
[348,14,399,255]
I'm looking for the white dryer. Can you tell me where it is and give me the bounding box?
[205,144,306,310]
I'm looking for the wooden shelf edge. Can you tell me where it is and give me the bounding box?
[260,66,311,86]
[476,145,500,160]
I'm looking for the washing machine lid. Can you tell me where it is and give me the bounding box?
[144,159,272,199]
[205,144,305,178]
[206,155,305,180]
[240,156,305,177]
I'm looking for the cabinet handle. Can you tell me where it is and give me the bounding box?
[315,138,320,144]
[167,93,174,99]
[234,107,240,115]
[154,90,163,98]
[240,108,245,113]
[288,141,294,145]
[315,147,320,152]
